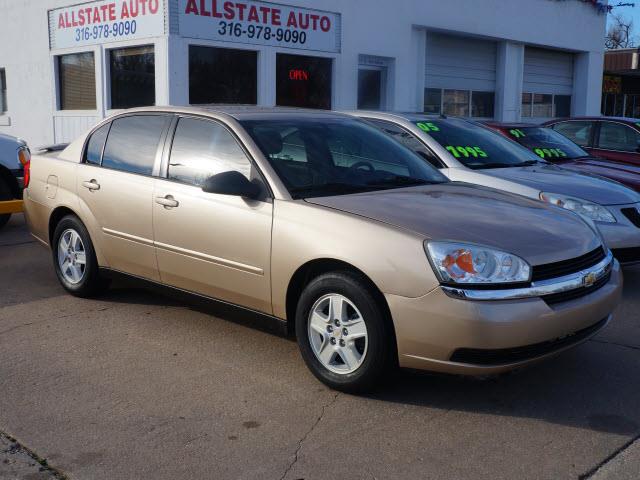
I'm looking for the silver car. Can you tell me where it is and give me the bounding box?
[350,112,640,266]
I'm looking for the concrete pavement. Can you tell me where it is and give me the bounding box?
[1,214,639,479]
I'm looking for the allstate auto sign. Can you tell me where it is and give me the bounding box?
[48,0,166,49]
[178,0,341,53]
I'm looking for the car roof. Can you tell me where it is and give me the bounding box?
[346,110,477,124]
[114,105,353,121]
[483,121,545,129]
[549,116,640,124]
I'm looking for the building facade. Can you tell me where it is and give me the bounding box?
[0,0,607,147]
[602,47,640,118]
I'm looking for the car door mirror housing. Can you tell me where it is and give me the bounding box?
[202,171,261,199]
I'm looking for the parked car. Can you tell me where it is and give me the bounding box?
[350,111,640,265]
[24,107,621,392]
[543,117,640,167]
[0,133,29,229]
[485,122,640,193]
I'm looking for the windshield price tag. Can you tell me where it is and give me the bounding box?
[533,148,567,159]
[509,129,526,138]
[445,146,488,159]
[416,122,440,132]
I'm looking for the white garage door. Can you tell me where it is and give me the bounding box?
[425,32,497,118]
[522,47,574,120]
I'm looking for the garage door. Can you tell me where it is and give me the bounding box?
[522,47,574,120]
[425,32,497,117]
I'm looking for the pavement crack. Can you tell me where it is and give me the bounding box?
[279,392,340,480]
[579,433,640,479]
[0,429,68,479]
[589,338,640,352]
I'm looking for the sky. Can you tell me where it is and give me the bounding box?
[608,3,640,42]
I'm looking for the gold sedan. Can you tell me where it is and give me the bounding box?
[23,107,622,392]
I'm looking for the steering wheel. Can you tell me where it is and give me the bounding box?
[348,161,375,172]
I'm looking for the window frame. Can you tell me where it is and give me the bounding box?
[423,88,495,119]
[521,92,572,118]
[595,120,640,153]
[56,51,98,112]
[107,44,156,110]
[80,112,173,179]
[159,113,274,200]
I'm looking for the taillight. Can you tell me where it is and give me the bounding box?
[19,147,31,188]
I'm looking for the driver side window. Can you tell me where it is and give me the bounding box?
[168,117,252,187]
[597,122,640,152]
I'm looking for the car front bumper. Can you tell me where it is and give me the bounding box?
[598,203,640,264]
[385,258,622,375]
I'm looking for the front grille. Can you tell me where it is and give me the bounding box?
[449,317,608,366]
[612,247,640,264]
[541,272,611,305]
[531,247,605,282]
[621,207,640,228]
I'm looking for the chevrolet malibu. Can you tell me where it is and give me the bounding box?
[23,107,622,392]
[352,111,640,266]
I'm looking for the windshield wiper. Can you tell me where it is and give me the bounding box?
[472,162,519,170]
[365,175,437,187]
[290,182,376,197]
[513,159,547,167]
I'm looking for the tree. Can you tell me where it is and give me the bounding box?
[606,14,636,49]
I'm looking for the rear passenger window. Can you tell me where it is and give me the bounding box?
[84,123,110,165]
[102,115,168,175]
[597,122,640,152]
[168,117,252,187]
[552,121,593,147]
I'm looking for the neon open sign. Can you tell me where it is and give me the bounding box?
[289,69,309,81]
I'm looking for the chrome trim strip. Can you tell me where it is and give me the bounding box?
[102,227,155,247]
[154,241,264,276]
[442,250,614,301]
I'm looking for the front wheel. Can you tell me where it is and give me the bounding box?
[295,271,395,393]
[52,215,107,297]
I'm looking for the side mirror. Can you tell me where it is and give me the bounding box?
[202,171,261,199]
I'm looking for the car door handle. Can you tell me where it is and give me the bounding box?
[82,179,100,191]
[156,195,179,209]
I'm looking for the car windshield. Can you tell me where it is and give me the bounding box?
[412,118,544,170]
[241,117,449,199]
[507,127,589,160]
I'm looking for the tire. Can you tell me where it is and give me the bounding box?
[0,178,11,230]
[295,271,395,393]
[52,214,107,297]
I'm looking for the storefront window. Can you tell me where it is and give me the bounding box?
[276,54,332,110]
[471,91,494,118]
[357,69,382,110]
[57,52,96,110]
[554,95,571,117]
[532,94,553,118]
[443,90,469,117]
[424,88,442,114]
[189,46,257,105]
[110,46,155,109]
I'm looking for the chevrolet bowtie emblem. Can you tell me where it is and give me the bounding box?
[583,272,598,288]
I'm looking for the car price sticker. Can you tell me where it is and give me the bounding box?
[532,148,567,159]
[416,122,440,132]
[445,146,488,159]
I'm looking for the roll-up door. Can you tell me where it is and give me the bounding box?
[522,47,574,119]
[425,33,497,118]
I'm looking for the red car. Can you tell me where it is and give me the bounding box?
[485,122,640,193]
[542,117,640,167]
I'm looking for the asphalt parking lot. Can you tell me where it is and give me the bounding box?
[1,214,639,480]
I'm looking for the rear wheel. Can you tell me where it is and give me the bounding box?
[52,215,107,297]
[295,271,395,393]
[0,178,12,230]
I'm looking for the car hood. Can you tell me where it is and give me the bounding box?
[480,164,639,206]
[557,157,640,192]
[306,183,602,266]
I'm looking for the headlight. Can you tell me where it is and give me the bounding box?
[540,192,616,223]
[425,241,531,285]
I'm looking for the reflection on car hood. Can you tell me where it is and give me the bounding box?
[306,183,601,266]
[483,164,640,206]
[557,157,640,192]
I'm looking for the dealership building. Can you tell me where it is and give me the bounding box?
[0,0,607,147]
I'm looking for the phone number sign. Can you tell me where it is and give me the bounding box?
[179,0,341,53]
[48,0,165,49]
